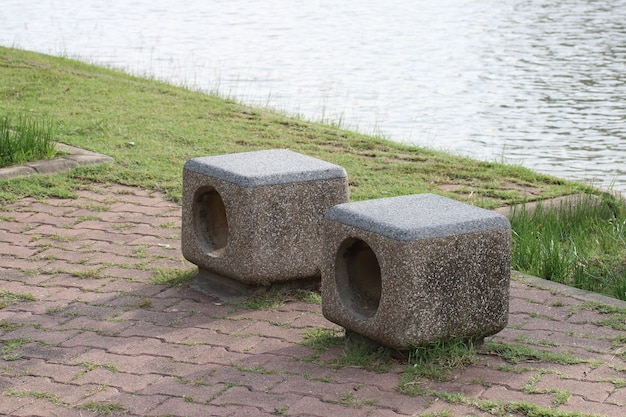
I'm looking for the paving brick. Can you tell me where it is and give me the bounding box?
[35,247,90,263]
[23,201,77,218]
[81,229,142,244]
[127,235,177,246]
[8,325,79,346]
[99,279,165,296]
[119,321,189,341]
[0,256,50,275]
[25,223,86,239]
[172,313,246,332]
[269,344,321,360]
[154,286,206,301]
[4,185,626,417]
[210,385,302,414]
[534,373,614,403]
[51,287,110,304]
[23,211,76,226]
[330,366,402,390]
[8,375,94,405]
[455,364,535,391]
[559,395,625,416]
[429,379,487,399]
[70,348,149,370]
[84,251,145,268]
[62,331,137,350]
[512,327,615,353]
[106,336,191,361]
[110,392,169,416]
[0,394,33,416]
[98,265,154,281]
[139,375,227,403]
[0,208,36,222]
[146,396,236,417]
[142,356,219,379]
[18,343,89,363]
[0,233,33,249]
[116,309,191,327]
[239,320,307,343]
[0,266,30,281]
[210,365,286,392]
[0,244,39,258]
[73,383,122,406]
[272,374,354,401]
[15,359,81,383]
[0,279,49,297]
[543,363,598,381]
[77,367,161,393]
[292,312,338,329]
[260,355,337,380]
[366,386,438,415]
[109,202,174,216]
[0,310,61,329]
[509,284,553,304]
[244,336,296,355]
[479,385,554,408]
[420,400,492,417]
[284,395,378,417]
[607,387,626,406]
[9,400,95,417]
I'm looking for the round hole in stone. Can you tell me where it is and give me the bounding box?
[192,186,228,257]
[335,238,382,318]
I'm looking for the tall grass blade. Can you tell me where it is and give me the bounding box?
[0,114,57,168]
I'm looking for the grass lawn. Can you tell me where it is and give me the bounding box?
[0,46,594,206]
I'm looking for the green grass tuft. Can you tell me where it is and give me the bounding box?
[511,193,626,301]
[0,290,36,309]
[398,338,479,395]
[76,401,127,415]
[0,113,58,167]
[300,328,397,373]
[149,266,197,287]
[1,337,32,361]
[483,341,586,365]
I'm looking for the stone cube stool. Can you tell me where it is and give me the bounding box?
[321,194,511,349]
[182,149,349,289]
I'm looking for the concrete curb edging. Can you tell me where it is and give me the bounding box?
[512,270,626,309]
[0,143,113,179]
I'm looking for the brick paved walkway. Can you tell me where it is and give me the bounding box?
[1,185,625,416]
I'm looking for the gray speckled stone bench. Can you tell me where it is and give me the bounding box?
[182,149,349,291]
[321,193,511,349]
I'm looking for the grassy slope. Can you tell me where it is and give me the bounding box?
[0,46,594,206]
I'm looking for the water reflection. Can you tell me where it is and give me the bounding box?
[0,0,624,193]
[488,0,626,191]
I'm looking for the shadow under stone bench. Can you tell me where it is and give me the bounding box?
[321,193,511,349]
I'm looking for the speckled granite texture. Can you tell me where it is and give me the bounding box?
[182,149,349,285]
[321,194,511,349]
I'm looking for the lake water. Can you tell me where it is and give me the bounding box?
[1,0,625,194]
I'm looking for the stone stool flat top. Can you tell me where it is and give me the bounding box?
[184,149,347,188]
[326,193,510,240]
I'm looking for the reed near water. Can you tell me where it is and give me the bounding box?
[0,114,57,168]
[510,193,626,301]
